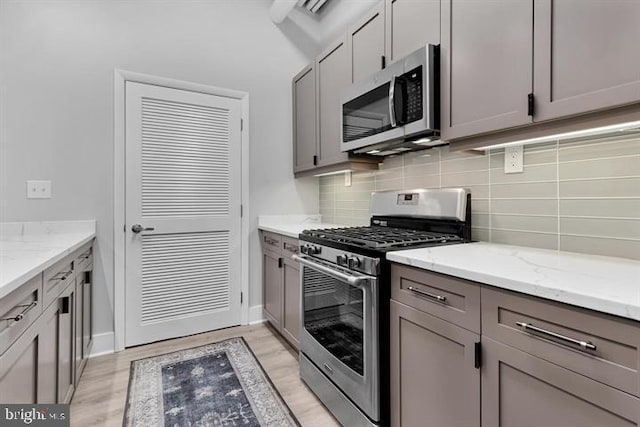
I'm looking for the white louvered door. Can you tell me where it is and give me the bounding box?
[124,82,242,347]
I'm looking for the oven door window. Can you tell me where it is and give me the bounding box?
[303,267,365,376]
[343,82,392,143]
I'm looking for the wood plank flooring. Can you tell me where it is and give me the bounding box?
[70,323,340,427]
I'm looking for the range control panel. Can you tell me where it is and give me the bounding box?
[397,192,419,206]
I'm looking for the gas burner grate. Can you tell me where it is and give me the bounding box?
[302,226,462,249]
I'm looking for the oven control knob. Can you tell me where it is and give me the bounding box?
[309,245,322,255]
[347,256,361,269]
[337,255,348,266]
[301,244,309,254]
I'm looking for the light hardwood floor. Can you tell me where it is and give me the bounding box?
[70,323,340,427]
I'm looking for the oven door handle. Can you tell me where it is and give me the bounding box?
[292,255,371,286]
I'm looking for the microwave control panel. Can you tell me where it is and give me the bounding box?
[404,66,423,123]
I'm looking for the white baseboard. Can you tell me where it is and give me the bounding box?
[249,304,264,325]
[89,331,115,358]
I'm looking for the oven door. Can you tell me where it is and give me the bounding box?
[295,255,379,421]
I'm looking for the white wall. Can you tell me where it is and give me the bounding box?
[0,0,320,341]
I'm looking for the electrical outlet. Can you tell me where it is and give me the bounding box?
[344,171,352,187]
[504,146,524,173]
[27,180,52,199]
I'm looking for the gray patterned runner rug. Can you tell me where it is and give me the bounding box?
[123,337,299,427]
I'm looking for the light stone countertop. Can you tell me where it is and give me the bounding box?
[0,220,97,299]
[386,241,640,322]
[257,215,346,239]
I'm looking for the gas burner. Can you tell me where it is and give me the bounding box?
[302,226,463,249]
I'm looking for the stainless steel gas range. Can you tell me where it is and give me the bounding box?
[294,188,472,427]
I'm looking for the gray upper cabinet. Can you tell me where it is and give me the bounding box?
[317,35,352,167]
[292,64,317,173]
[441,0,533,141]
[533,0,640,122]
[385,0,440,63]
[349,3,385,83]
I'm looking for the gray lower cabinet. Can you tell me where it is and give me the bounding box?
[385,0,440,63]
[0,320,39,403]
[482,336,640,427]
[0,241,94,404]
[391,262,640,426]
[390,300,480,427]
[261,231,300,350]
[440,0,533,141]
[533,0,640,122]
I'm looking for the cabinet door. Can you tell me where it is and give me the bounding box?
[441,0,533,141]
[533,0,640,121]
[281,258,300,350]
[390,300,480,427]
[57,282,75,404]
[385,0,440,63]
[293,64,317,173]
[349,3,385,83]
[0,324,39,404]
[262,250,282,330]
[38,296,61,403]
[317,35,351,167]
[482,337,640,427]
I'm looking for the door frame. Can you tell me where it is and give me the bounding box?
[113,69,250,352]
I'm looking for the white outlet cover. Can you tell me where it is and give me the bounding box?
[344,171,352,187]
[504,146,524,174]
[27,180,52,199]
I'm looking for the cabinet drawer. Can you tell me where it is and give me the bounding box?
[391,264,481,333]
[282,237,299,260]
[0,274,43,355]
[43,256,75,309]
[261,231,282,254]
[482,286,640,397]
[74,244,93,272]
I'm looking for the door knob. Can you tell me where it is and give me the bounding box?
[131,224,155,233]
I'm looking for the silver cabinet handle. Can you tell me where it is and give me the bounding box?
[516,322,597,352]
[407,286,447,303]
[131,224,155,233]
[283,243,299,253]
[1,301,38,323]
[389,75,397,128]
[292,254,370,287]
[52,270,73,281]
[263,236,278,245]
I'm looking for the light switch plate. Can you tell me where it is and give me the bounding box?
[504,146,524,173]
[27,180,52,199]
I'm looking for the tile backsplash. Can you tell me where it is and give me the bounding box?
[319,134,640,261]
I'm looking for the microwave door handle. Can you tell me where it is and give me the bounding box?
[389,75,397,128]
[293,254,369,287]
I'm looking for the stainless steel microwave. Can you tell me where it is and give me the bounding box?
[341,44,440,156]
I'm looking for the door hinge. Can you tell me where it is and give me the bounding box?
[313,155,318,166]
[240,292,243,304]
[240,119,243,131]
[278,257,283,268]
[474,342,482,369]
[240,204,243,217]
[527,93,535,116]
[381,55,386,69]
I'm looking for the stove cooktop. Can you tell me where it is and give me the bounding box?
[301,226,464,249]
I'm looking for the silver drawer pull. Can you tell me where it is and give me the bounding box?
[516,322,597,351]
[407,286,447,303]
[283,243,298,253]
[1,301,38,323]
[263,237,278,245]
[52,270,73,281]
